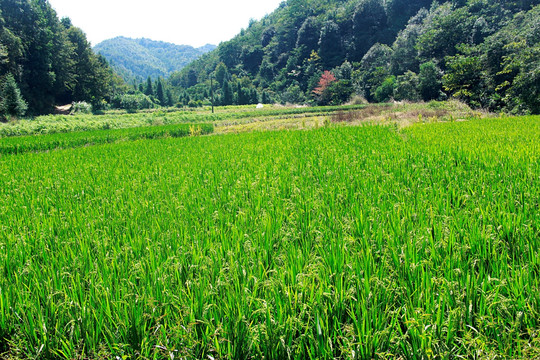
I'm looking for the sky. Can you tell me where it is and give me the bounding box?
[46,0,284,47]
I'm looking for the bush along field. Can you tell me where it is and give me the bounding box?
[0,116,539,359]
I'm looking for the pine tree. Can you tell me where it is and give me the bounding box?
[261,91,272,104]
[156,78,165,106]
[166,89,173,107]
[215,62,229,86]
[237,86,248,105]
[179,92,190,107]
[250,88,259,104]
[144,76,153,96]
[221,80,233,106]
[0,74,28,120]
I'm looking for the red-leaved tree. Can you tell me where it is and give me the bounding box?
[313,70,337,96]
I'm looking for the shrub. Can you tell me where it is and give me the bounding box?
[71,101,93,114]
[91,99,110,113]
[394,71,420,101]
[188,100,203,108]
[326,80,354,105]
[117,94,155,113]
[282,84,305,105]
[374,76,396,103]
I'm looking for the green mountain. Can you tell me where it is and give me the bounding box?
[171,0,540,114]
[94,37,216,83]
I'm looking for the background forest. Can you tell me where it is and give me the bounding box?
[173,0,540,114]
[94,37,216,84]
[0,0,125,117]
[1,0,539,119]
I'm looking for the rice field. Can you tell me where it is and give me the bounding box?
[0,115,539,359]
[0,123,213,155]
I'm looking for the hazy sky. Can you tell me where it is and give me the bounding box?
[47,0,284,47]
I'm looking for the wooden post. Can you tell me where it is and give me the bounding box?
[210,74,215,114]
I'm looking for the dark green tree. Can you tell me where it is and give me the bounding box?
[374,76,396,102]
[296,17,320,60]
[394,71,420,101]
[0,73,27,120]
[187,69,198,88]
[416,5,474,63]
[166,88,174,107]
[221,80,233,106]
[418,61,443,101]
[352,0,388,60]
[155,77,165,105]
[241,45,264,74]
[218,40,241,69]
[179,91,190,107]
[390,9,429,75]
[249,88,258,104]
[353,44,393,102]
[215,62,229,87]
[236,85,249,105]
[261,91,273,104]
[318,20,344,69]
[144,76,153,96]
[327,80,354,105]
[257,58,275,83]
[261,26,275,47]
[385,0,432,32]
[443,52,485,107]
[282,84,305,104]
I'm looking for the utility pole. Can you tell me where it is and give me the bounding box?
[210,74,215,114]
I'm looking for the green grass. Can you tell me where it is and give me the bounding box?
[0,123,213,155]
[0,116,538,359]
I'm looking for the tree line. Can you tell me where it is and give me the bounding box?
[170,0,540,114]
[0,0,124,119]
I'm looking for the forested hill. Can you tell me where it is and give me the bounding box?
[95,37,216,84]
[172,0,540,114]
[0,0,122,116]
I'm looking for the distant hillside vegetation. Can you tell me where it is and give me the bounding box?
[170,0,540,114]
[94,37,216,83]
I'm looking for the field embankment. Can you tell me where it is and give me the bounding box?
[0,104,368,138]
[0,101,480,139]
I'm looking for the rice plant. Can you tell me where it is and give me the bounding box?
[0,123,213,155]
[0,116,538,359]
